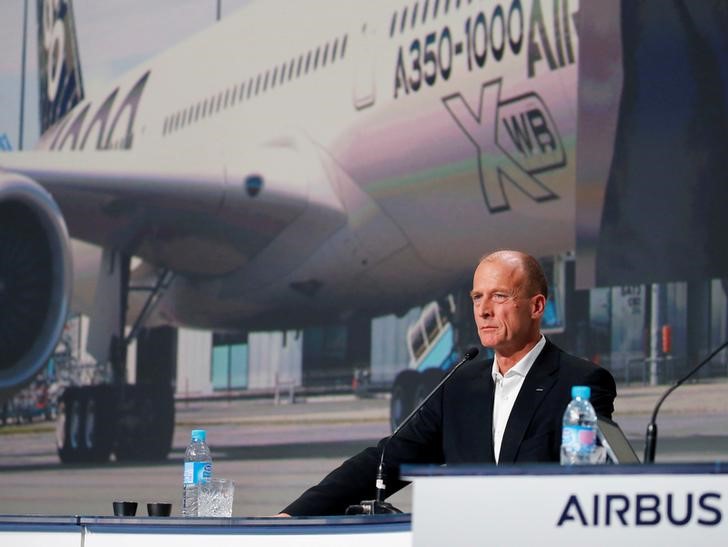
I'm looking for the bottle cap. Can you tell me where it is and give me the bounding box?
[571,385,591,400]
[191,429,206,442]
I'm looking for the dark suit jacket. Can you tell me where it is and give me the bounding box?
[283,340,617,516]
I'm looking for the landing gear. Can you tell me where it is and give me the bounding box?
[55,251,177,464]
[56,384,175,463]
[56,385,115,463]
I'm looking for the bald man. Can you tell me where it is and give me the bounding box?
[280,250,616,516]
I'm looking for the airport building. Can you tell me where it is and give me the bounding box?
[57,272,728,401]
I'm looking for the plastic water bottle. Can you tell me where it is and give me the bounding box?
[182,429,212,516]
[560,386,598,465]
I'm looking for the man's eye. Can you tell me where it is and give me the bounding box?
[492,293,508,303]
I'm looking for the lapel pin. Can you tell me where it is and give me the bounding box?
[536,387,544,392]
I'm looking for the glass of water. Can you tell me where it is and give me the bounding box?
[198,479,234,517]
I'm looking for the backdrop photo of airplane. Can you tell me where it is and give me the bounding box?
[1,0,727,463]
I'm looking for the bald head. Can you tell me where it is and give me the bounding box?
[479,250,548,301]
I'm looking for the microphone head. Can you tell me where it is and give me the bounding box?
[464,347,480,360]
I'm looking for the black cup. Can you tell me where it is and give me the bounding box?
[147,502,172,517]
[112,501,138,516]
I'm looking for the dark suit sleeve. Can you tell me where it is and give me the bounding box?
[281,443,383,516]
[282,384,446,516]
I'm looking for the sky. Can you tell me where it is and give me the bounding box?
[0,0,252,149]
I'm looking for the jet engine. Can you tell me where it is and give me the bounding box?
[0,172,72,401]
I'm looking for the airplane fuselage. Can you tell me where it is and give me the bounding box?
[31,0,579,330]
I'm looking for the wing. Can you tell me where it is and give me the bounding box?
[0,145,326,277]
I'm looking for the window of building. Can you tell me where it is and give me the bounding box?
[211,343,248,390]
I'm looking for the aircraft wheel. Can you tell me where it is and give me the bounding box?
[82,386,115,462]
[56,386,115,463]
[114,384,174,462]
[412,381,428,408]
[56,387,84,463]
[390,370,419,431]
[413,368,444,407]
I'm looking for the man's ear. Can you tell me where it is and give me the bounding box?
[531,294,546,319]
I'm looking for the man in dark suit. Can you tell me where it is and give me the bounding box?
[280,250,616,516]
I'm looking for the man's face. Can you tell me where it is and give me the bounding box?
[470,257,545,357]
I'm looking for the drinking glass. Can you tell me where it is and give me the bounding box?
[198,479,234,517]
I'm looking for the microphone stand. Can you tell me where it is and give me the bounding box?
[346,347,480,515]
[643,338,728,463]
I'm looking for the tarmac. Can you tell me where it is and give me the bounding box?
[612,379,728,416]
[173,378,728,468]
[3,379,727,432]
[0,379,726,517]
[171,379,728,428]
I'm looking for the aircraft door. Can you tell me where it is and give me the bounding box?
[353,23,376,110]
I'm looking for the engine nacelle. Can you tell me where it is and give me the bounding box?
[0,172,72,401]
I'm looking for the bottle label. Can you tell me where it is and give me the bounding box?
[561,425,596,453]
[184,462,212,485]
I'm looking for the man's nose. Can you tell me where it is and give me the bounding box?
[476,299,491,317]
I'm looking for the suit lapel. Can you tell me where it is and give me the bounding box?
[498,341,560,463]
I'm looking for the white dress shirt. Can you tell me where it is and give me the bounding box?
[491,335,546,463]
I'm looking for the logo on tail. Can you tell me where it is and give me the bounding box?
[37,0,84,133]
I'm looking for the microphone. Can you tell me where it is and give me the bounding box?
[643,338,728,463]
[346,346,480,515]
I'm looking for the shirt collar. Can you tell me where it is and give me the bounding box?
[491,335,546,381]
